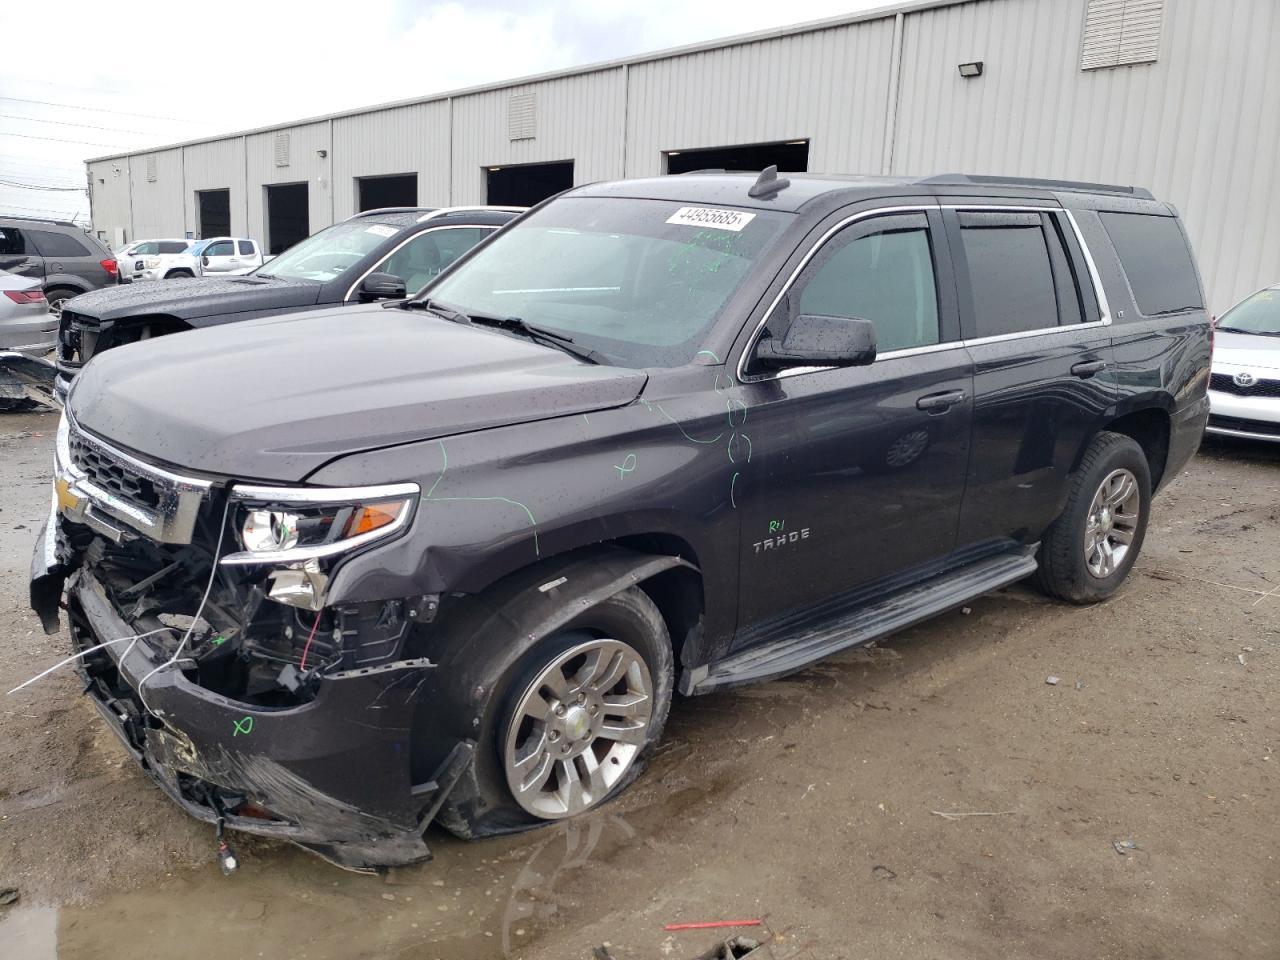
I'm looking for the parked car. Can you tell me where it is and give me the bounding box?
[1206,282,1280,442]
[31,172,1209,870]
[0,215,119,315]
[53,207,521,397]
[116,238,201,282]
[191,236,264,276]
[0,269,54,351]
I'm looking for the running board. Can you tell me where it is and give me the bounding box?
[685,548,1039,695]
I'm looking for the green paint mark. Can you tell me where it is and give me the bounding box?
[769,519,786,534]
[232,716,254,737]
[730,472,740,509]
[426,440,448,500]
[695,349,722,364]
[211,635,226,647]
[424,441,540,555]
[614,453,637,479]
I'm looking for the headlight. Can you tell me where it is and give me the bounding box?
[220,482,419,566]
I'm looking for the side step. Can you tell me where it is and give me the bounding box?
[686,548,1039,695]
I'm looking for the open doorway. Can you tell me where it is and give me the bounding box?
[358,173,418,212]
[664,140,809,175]
[197,189,231,237]
[265,182,309,255]
[486,160,573,207]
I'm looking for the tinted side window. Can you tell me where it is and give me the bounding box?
[376,228,492,294]
[795,217,940,353]
[1099,212,1203,316]
[157,241,190,254]
[958,212,1058,337]
[204,240,233,256]
[28,229,91,258]
[237,240,255,256]
[133,241,160,255]
[0,227,25,255]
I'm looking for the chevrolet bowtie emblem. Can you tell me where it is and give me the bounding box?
[54,476,79,513]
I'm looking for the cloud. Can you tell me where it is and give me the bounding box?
[0,0,884,219]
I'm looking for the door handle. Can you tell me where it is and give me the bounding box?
[1071,359,1107,378]
[916,389,966,412]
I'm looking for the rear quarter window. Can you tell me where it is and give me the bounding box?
[1099,212,1203,316]
[157,241,190,254]
[27,229,92,258]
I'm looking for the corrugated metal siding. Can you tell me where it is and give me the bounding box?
[892,0,1279,312]
[450,69,627,203]
[331,101,451,218]
[183,138,248,238]
[127,148,184,239]
[87,160,133,245]
[624,21,896,177]
[244,121,332,242]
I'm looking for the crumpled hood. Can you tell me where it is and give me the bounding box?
[66,275,321,323]
[69,305,647,482]
[1213,330,1280,371]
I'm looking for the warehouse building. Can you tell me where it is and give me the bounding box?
[85,0,1278,312]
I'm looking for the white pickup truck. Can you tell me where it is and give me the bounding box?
[193,236,265,276]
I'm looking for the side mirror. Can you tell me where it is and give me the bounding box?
[756,314,877,368]
[359,272,407,302]
[201,255,210,267]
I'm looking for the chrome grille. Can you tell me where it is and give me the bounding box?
[1210,372,1280,398]
[57,416,212,544]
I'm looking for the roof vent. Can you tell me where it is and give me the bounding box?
[274,132,291,167]
[508,93,536,141]
[748,164,791,199]
[1081,0,1164,70]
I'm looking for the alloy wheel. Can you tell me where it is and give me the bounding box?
[1084,467,1140,578]
[503,638,653,819]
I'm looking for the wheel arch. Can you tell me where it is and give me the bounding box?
[1096,403,1173,491]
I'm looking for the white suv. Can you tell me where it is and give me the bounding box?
[117,239,200,282]
[194,237,265,276]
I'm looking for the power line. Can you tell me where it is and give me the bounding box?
[0,95,206,125]
[0,112,151,135]
[0,178,87,192]
[0,131,130,148]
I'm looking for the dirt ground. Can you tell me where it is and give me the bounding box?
[1,408,1277,960]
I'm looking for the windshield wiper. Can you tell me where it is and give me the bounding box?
[468,313,607,365]
[1217,325,1278,336]
[400,297,471,323]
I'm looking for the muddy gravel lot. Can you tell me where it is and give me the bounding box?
[0,409,1277,960]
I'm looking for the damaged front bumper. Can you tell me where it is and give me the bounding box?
[28,430,472,871]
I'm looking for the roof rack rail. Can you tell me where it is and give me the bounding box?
[919,173,1154,200]
[344,206,434,221]
[0,212,82,227]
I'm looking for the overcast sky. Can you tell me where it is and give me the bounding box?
[0,0,891,223]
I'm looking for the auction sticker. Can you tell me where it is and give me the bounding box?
[365,224,398,238]
[666,206,756,232]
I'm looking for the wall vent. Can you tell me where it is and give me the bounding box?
[274,132,291,167]
[1081,0,1164,70]
[145,155,157,182]
[508,92,536,141]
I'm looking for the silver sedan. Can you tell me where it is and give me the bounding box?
[0,269,56,353]
[1207,283,1280,442]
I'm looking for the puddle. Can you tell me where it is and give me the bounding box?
[41,811,651,960]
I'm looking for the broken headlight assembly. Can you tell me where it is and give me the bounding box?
[220,482,420,610]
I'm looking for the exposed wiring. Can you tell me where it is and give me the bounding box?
[5,628,177,696]
[298,612,322,672]
[136,498,232,717]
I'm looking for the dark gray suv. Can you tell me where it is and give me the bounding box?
[0,215,120,315]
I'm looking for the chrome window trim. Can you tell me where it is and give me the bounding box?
[738,203,1115,383]
[343,225,498,301]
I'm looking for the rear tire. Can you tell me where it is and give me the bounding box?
[1036,431,1151,604]
[437,587,673,839]
[44,287,78,319]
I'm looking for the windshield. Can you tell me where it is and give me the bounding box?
[1219,288,1280,336]
[253,220,401,282]
[424,197,791,368]
[189,239,214,257]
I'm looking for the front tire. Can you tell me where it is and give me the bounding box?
[437,587,673,839]
[164,269,194,279]
[1036,431,1151,603]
